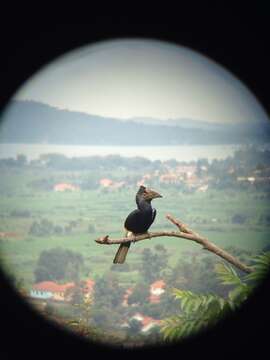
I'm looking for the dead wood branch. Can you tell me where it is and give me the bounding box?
[96,214,253,274]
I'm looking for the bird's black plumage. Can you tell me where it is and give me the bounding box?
[124,205,156,234]
[113,186,162,264]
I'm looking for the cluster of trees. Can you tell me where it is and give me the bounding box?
[34,247,84,282]
[161,252,270,342]
[10,209,31,218]
[66,243,257,345]
[114,245,254,321]
[30,153,155,172]
[208,147,270,191]
[0,153,28,168]
[140,245,169,283]
[29,218,80,237]
[164,249,252,300]
[49,248,269,347]
[90,273,126,333]
[32,240,263,347]
[29,219,62,237]
[65,244,173,343]
[2,145,270,195]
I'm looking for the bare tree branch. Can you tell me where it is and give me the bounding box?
[96,214,254,274]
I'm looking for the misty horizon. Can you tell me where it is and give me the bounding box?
[12,39,269,125]
[8,98,262,126]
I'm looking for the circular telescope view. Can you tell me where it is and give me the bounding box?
[0,38,270,348]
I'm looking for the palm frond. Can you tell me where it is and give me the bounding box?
[245,252,270,283]
[215,263,243,286]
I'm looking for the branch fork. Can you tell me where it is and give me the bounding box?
[96,214,253,274]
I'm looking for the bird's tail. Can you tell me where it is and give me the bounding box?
[113,231,132,264]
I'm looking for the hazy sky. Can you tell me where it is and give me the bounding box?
[14,39,269,124]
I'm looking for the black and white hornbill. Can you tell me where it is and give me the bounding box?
[113,185,162,264]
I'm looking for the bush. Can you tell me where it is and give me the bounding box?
[110,263,130,272]
[10,209,31,218]
[127,282,149,306]
[29,219,65,236]
[34,247,84,282]
[258,214,270,226]
[88,224,96,233]
[54,225,63,235]
[231,213,247,224]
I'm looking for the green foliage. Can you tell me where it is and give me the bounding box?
[245,251,270,284]
[214,263,250,308]
[93,273,125,309]
[165,255,227,297]
[161,289,229,341]
[1,148,270,347]
[10,209,31,218]
[127,282,149,306]
[161,253,270,342]
[231,213,247,224]
[140,245,169,283]
[16,154,27,166]
[126,318,142,336]
[66,296,93,337]
[65,282,85,305]
[29,218,60,237]
[34,247,84,282]
[140,293,178,319]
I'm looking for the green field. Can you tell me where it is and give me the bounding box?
[1,167,270,288]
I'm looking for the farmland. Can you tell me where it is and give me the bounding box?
[1,165,270,287]
[1,149,270,347]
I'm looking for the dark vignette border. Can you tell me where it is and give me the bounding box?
[0,9,269,359]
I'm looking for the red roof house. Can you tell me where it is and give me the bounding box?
[149,280,166,304]
[31,281,75,301]
[54,183,80,192]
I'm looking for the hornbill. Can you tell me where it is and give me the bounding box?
[113,185,162,264]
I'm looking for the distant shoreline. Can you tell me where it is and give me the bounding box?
[0,143,247,163]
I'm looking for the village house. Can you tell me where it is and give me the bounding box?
[159,173,179,184]
[111,181,126,190]
[197,184,209,192]
[30,281,75,301]
[30,278,95,302]
[149,280,166,304]
[123,312,161,333]
[122,280,166,307]
[237,176,256,183]
[54,183,80,192]
[185,174,200,188]
[122,287,134,307]
[99,178,126,190]
[158,165,199,185]
[99,178,114,187]
[175,165,197,178]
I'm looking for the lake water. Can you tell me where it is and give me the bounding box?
[0,143,243,162]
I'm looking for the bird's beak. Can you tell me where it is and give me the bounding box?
[146,189,162,200]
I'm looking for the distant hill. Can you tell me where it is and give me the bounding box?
[0,100,269,145]
[130,116,228,131]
